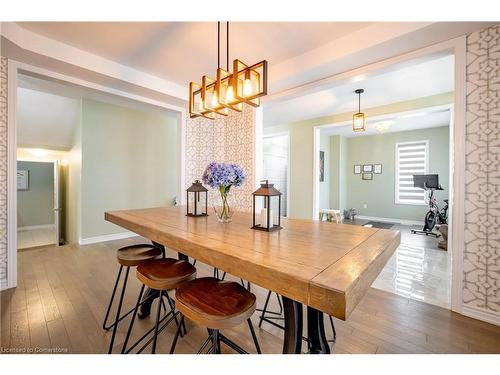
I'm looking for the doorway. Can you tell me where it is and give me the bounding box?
[263,132,290,217]
[313,105,452,309]
[16,159,61,250]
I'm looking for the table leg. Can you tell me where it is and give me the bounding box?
[282,296,303,354]
[138,288,160,319]
[307,306,330,354]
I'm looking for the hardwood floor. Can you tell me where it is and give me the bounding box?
[1,237,500,354]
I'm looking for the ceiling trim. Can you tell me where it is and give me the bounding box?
[269,22,433,90]
[1,22,187,101]
[15,60,186,114]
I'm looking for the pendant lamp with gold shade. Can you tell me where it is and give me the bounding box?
[353,88,366,132]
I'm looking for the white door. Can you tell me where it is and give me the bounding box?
[53,161,61,246]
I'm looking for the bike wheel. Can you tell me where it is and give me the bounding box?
[424,211,436,232]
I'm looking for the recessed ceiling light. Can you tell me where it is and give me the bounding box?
[373,121,393,133]
[29,148,49,157]
[398,112,427,119]
[351,74,367,83]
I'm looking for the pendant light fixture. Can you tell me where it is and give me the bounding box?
[353,88,366,132]
[189,22,268,119]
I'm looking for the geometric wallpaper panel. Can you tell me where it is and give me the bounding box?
[0,56,7,284]
[463,25,500,315]
[185,105,255,213]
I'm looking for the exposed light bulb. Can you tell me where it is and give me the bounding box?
[243,78,252,97]
[225,85,234,103]
[211,92,218,108]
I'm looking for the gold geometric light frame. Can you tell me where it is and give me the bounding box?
[189,59,268,119]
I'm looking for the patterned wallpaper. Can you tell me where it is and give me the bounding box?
[0,56,7,285]
[185,105,255,212]
[463,25,500,315]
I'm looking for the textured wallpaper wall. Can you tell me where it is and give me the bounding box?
[185,105,255,212]
[0,56,8,285]
[464,25,500,316]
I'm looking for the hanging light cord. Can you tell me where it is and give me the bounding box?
[217,21,220,69]
[226,21,229,71]
[358,91,361,112]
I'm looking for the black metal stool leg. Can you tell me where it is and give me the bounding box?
[164,291,185,337]
[108,266,130,354]
[102,265,123,330]
[121,284,145,353]
[258,290,272,328]
[169,315,185,354]
[212,329,220,354]
[151,294,163,354]
[247,319,262,354]
[328,315,336,342]
[276,292,283,314]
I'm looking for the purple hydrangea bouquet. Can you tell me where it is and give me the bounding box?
[202,162,246,223]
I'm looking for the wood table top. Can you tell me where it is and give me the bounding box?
[105,206,400,320]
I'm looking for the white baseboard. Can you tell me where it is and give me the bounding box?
[461,305,500,327]
[78,231,139,245]
[18,224,55,231]
[356,215,423,227]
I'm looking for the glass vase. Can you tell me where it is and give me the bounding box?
[213,192,234,223]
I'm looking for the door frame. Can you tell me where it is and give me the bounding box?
[5,60,187,290]
[269,36,466,316]
[263,131,291,217]
[15,158,60,247]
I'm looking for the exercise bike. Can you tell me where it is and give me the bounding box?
[410,174,449,238]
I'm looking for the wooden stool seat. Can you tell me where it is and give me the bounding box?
[175,277,256,330]
[117,244,163,267]
[136,258,196,291]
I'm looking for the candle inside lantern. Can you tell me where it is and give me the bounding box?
[260,208,273,228]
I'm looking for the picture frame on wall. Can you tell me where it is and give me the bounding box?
[362,173,373,180]
[374,164,383,174]
[17,169,29,190]
[363,164,373,173]
[354,164,362,174]
[319,151,325,182]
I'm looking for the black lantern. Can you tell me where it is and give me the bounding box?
[251,180,282,232]
[186,180,208,217]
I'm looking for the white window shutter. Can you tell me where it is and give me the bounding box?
[395,141,428,205]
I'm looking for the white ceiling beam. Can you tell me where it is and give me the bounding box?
[0,22,187,101]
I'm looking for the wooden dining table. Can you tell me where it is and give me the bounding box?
[105,206,400,354]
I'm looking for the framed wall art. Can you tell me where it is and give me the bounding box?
[362,172,373,180]
[363,164,373,173]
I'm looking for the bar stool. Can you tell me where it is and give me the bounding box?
[169,277,262,354]
[121,258,197,354]
[104,244,163,353]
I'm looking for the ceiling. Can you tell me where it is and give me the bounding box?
[17,86,80,150]
[17,22,372,85]
[17,73,178,150]
[320,107,450,138]
[263,54,454,127]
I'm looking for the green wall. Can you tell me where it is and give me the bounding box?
[80,99,178,239]
[264,92,453,219]
[65,110,82,244]
[343,126,449,221]
[17,161,54,227]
